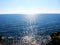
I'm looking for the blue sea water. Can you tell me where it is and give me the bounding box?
[0,14,60,36]
[0,14,60,35]
[0,14,60,45]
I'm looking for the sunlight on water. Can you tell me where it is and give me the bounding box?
[22,14,38,45]
[25,14,36,24]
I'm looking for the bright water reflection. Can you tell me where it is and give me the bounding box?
[0,14,60,45]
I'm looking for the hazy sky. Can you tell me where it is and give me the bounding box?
[0,0,60,14]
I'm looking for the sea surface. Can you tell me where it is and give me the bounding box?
[0,14,60,45]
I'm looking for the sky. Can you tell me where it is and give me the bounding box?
[0,0,60,14]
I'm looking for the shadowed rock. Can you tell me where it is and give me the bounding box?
[46,32,60,45]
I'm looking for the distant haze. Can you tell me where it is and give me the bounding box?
[0,0,60,14]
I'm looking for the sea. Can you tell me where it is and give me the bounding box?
[0,14,60,45]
